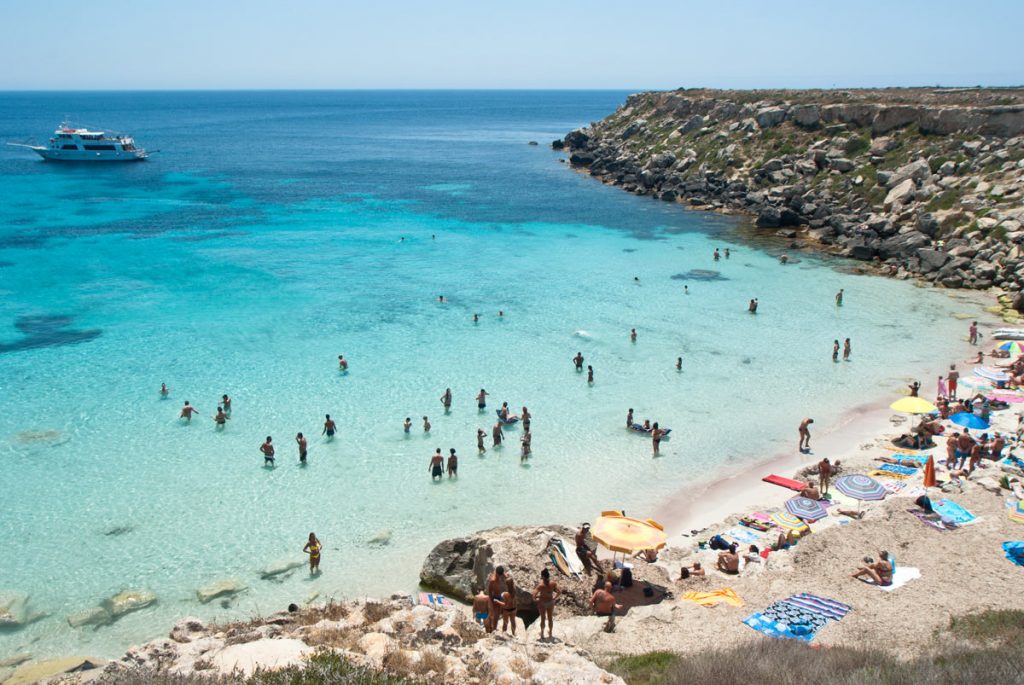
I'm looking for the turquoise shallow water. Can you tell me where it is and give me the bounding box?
[0,92,975,659]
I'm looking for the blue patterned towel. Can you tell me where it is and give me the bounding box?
[879,463,917,476]
[782,593,852,621]
[1003,541,1024,566]
[933,499,976,525]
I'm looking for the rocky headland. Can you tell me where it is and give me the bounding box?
[557,88,1024,318]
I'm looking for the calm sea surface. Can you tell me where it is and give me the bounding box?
[0,91,974,658]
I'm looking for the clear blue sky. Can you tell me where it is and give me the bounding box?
[1,0,1020,90]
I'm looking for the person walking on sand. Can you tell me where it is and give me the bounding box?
[799,418,813,452]
[937,375,948,399]
[947,364,959,400]
[440,388,452,412]
[651,422,664,455]
[447,448,458,478]
[476,389,489,410]
[303,533,321,575]
[573,352,584,371]
[180,401,199,422]
[260,436,275,466]
[213,406,229,429]
[587,365,594,384]
[836,289,844,306]
[423,416,431,432]
[477,428,487,453]
[221,394,232,415]
[429,449,444,481]
[969,321,979,345]
[492,421,504,447]
[818,457,832,494]
[296,432,308,464]
[832,340,840,363]
[533,568,560,640]
[323,414,337,440]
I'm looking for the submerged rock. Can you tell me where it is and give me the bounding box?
[67,606,112,629]
[0,593,46,628]
[104,589,157,617]
[259,559,306,581]
[367,529,393,546]
[197,579,247,604]
[670,269,728,282]
[4,656,104,685]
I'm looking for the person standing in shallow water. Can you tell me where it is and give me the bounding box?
[477,428,487,453]
[651,422,664,455]
[836,289,844,306]
[213,406,229,430]
[160,383,170,399]
[492,421,504,447]
[587,365,594,384]
[221,394,232,415]
[476,389,489,410]
[429,449,444,480]
[180,401,199,422]
[260,436,275,466]
[337,355,348,371]
[572,352,584,371]
[403,417,412,433]
[296,432,308,464]
[303,533,321,575]
[798,418,813,452]
[323,414,337,440]
[832,340,840,363]
[676,357,682,370]
[447,448,458,478]
[630,328,637,342]
[843,338,851,361]
[423,416,431,432]
[626,408,634,428]
[440,388,452,413]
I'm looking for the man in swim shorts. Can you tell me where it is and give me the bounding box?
[338,354,348,370]
[296,432,307,463]
[423,416,431,432]
[160,383,169,398]
[260,436,275,466]
[472,587,491,631]
[404,417,412,433]
[477,389,489,409]
[323,414,337,440]
[492,421,504,447]
[713,248,720,261]
[946,364,959,399]
[630,328,637,342]
[798,418,813,452]
[573,352,584,371]
[180,401,198,422]
[429,449,444,481]
[486,566,506,632]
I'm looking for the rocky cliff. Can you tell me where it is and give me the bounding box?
[558,88,1024,312]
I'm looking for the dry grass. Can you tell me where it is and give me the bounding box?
[413,649,447,676]
[294,600,349,626]
[362,601,393,624]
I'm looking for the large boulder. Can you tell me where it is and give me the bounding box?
[678,115,704,134]
[103,590,156,618]
[788,104,820,128]
[887,158,931,187]
[563,129,589,149]
[755,107,787,129]
[884,179,916,208]
[917,248,949,273]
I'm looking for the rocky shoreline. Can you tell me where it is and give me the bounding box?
[556,88,1024,318]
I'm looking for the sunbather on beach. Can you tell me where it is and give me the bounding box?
[836,509,865,519]
[591,581,621,633]
[575,524,601,574]
[957,432,976,470]
[717,544,740,574]
[634,548,659,563]
[775,530,798,550]
[851,551,893,586]
[800,482,821,500]
[743,545,762,564]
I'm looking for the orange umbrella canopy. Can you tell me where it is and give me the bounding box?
[591,513,668,553]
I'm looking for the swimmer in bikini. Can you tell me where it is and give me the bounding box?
[533,568,560,640]
[303,532,321,574]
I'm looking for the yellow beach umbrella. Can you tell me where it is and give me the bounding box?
[591,512,668,554]
[769,511,810,532]
[889,397,938,414]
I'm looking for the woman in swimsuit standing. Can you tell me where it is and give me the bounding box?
[303,533,322,575]
[500,575,518,635]
[532,568,560,640]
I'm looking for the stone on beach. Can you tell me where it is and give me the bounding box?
[197,579,247,604]
[211,638,312,676]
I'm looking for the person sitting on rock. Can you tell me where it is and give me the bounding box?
[591,581,621,633]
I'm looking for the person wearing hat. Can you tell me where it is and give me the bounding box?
[575,523,600,575]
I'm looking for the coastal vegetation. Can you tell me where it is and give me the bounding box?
[606,609,1024,685]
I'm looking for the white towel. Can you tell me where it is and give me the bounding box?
[880,566,921,592]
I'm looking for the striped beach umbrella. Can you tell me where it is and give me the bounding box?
[997,341,1024,356]
[784,497,828,522]
[770,510,810,532]
[834,474,887,502]
[1010,501,1024,525]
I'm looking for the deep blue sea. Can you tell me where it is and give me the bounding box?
[0,91,976,659]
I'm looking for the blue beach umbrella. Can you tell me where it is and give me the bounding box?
[949,412,990,430]
[785,496,829,522]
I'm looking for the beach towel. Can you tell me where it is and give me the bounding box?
[879,567,921,592]
[879,463,917,476]
[881,445,933,455]
[907,509,955,531]
[781,593,851,621]
[682,588,745,608]
[870,469,911,481]
[933,499,977,525]
[417,592,454,608]
[762,474,805,491]
[1002,542,1024,566]
[742,601,828,641]
[724,527,762,545]
[902,486,927,500]
[877,454,930,466]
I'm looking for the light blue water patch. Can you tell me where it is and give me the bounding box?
[0,91,982,661]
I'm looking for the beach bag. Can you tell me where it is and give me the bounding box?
[621,568,634,588]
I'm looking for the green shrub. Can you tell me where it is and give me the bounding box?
[844,135,870,156]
